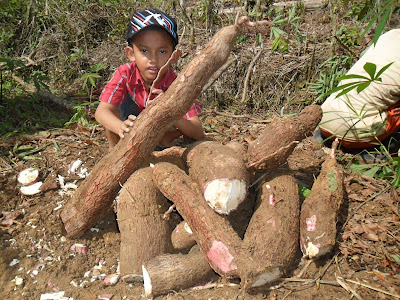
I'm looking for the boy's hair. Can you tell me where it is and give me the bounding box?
[127,8,178,48]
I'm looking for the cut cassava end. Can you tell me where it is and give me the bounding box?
[18,168,39,186]
[142,245,214,298]
[117,167,174,275]
[20,181,43,195]
[300,139,344,259]
[246,105,322,171]
[152,162,275,284]
[244,169,300,287]
[171,221,196,251]
[60,16,270,238]
[185,141,249,214]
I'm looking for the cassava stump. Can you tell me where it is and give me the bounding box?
[171,221,196,252]
[246,105,322,171]
[142,245,215,298]
[184,141,250,214]
[117,167,173,275]
[300,140,344,258]
[152,162,278,285]
[244,169,300,287]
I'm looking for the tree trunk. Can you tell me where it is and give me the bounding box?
[117,167,174,275]
[60,17,268,238]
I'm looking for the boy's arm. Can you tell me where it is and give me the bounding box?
[174,116,205,141]
[95,102,136,138]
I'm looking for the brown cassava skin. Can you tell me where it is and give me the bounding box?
[152,162,275,284]
[142,245,215,298]
[244,170,300,281]
[184,141,250,213]
[299,149,344,258]
[247,105,322,171]
[117,167,173,275]
[171,221,196,251]
[61,18,259,238]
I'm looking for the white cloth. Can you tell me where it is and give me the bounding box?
[320,29,400,142]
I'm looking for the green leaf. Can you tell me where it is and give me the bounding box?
[362,165,381,178]
[376,62,394,78]
[363,62,376,79]
[356,81,371,93]
[393,254,400,264]
[350,163,377,175]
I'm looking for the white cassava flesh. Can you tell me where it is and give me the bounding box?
[142,265,152,297]
[18,168,39,186]
[20,181,43,195]
[203,179,247,214]
[183,222,192,234]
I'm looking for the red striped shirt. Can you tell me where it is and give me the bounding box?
[99,62,201,119]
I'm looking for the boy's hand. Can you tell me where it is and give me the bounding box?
[118,114,137,138]
[149,88,164,102]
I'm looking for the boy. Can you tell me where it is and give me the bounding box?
[95,8,204,150]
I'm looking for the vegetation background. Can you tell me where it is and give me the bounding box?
[1,0,397,136]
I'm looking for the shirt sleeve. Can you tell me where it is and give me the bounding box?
[99,67,129,106]
[183,101,202,119]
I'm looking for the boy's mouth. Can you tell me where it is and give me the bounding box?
[148,67,159,74]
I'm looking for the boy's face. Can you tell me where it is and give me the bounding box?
[125,28,176,90]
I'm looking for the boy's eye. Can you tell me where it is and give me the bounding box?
[160,50,167,54]
[141,49,148,53]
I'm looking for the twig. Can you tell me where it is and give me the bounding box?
[335,275,363,300]
[201,57,236,93]
[295,259,313,278]
[162,204,176,220]
[190,282,238,291]
[240,48,264,103]
[147,27,186,102]
[344,278,400,299]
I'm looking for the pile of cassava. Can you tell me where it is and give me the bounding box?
[60,16,345,298]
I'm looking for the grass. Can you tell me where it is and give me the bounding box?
[0,94,73,137]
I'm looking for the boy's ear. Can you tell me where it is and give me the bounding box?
[170,49,181,65]
[125,46,136,62]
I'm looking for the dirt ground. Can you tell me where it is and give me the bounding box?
[0,110,399,300]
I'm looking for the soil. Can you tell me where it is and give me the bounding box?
[1,112,399,300]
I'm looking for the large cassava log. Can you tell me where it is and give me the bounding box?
[117,167,173,275]
[152,162,278,285]
[61,16,269,238]
[142,245,214,298]
[300,140,344,258]
[246,105,322,171]
[185,141,250,214]
[244,169,300,287]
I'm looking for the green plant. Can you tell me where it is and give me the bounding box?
[358,0,400,45]
[326,62,394,98]
[308,55,353,104]
[269,6,301,53]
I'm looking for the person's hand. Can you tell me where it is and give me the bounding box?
[148,88,164,103]
[118,114,137,138]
